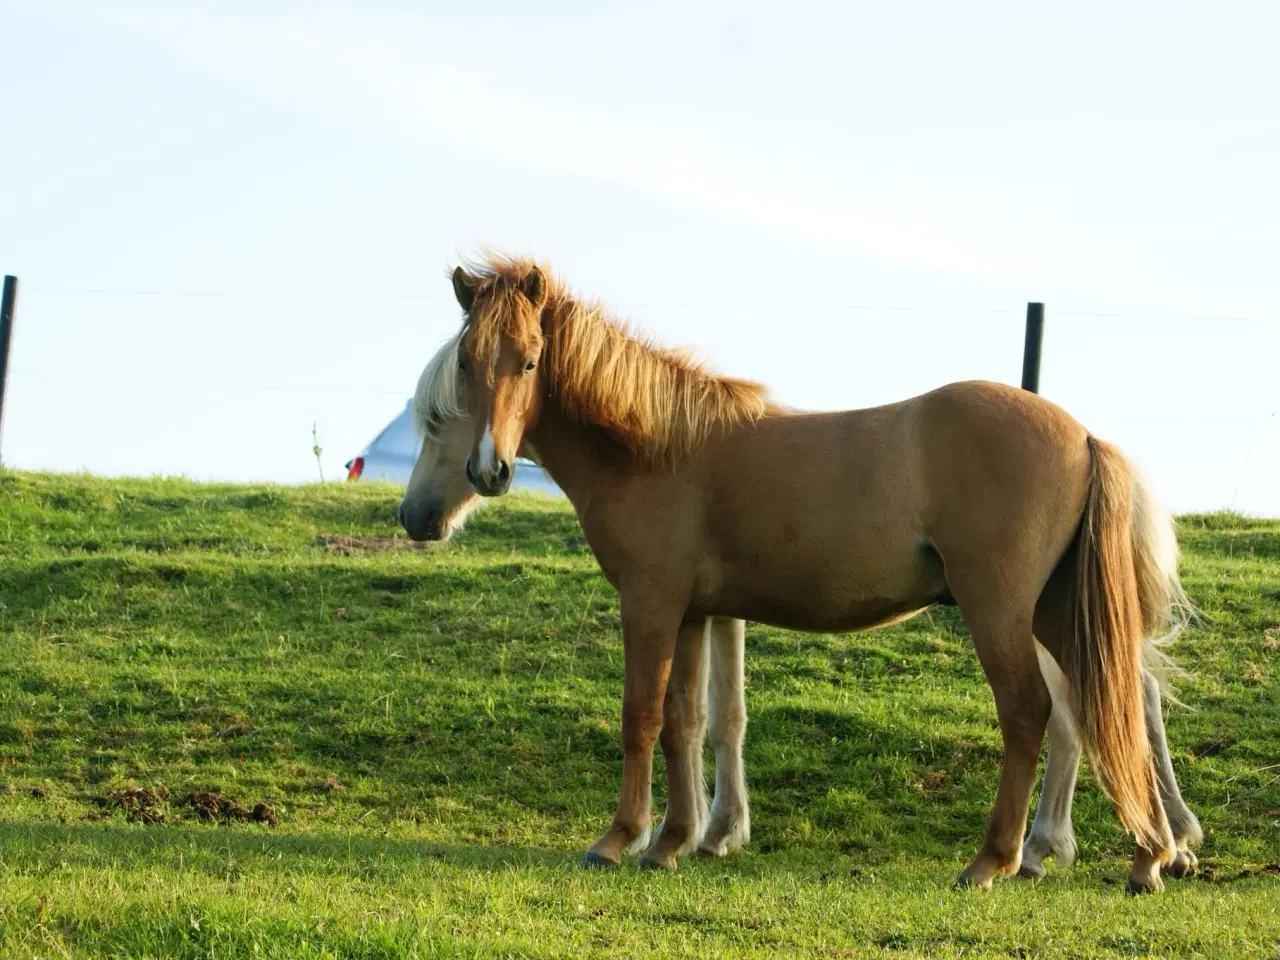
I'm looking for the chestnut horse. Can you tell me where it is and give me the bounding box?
[400,332,1201,883]
[433,253,1200,891]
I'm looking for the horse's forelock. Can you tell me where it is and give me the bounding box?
[453,253,553,376]
[466,288,541,383]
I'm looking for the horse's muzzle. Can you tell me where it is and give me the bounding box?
[466,457,512,497]
[398,500,445,542]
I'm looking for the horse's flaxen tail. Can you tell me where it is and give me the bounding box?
[1065,436,1176,859]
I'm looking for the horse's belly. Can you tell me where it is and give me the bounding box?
[698,541,949,633]
[711,591,935,633]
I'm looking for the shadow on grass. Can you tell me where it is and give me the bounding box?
[745,703,1000,850]
[0,820,580,879]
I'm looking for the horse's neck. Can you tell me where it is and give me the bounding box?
[527,403,617,508]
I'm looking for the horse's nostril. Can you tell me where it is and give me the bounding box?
[496,460,511,484]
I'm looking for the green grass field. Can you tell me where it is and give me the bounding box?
[1,470,1277,958]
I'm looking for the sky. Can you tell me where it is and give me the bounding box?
[1,0,1277,513]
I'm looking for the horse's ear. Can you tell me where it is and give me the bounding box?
[520,267,547,309]
[452,267,476,313]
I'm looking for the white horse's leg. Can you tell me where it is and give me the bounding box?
[1020,642,1080,878]
[696,618,712,838]
[1143,670,1202,878]
[1021,645,1199,880]
[698,616,751,858]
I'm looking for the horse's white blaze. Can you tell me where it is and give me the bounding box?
[476,342,502,474]
[478,420,497,471]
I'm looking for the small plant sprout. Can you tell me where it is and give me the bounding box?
[312,423,325,482]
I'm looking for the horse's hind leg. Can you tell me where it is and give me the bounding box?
[1020,669,1200,887]
[1019,642,1081,878]
[699,616,751,858]
[1143,670,1202,878]
[642,618,711,869]
[951,580,1052,889]
[1029,562,1200,884]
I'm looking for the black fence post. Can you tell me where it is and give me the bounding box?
[0,275,17,463]
[1021,302,1044,394]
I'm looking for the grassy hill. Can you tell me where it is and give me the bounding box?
[1,470,1277,958]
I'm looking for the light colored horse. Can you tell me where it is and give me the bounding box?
[416,253,1203,891]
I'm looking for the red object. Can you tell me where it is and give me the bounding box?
[345,456,364,481]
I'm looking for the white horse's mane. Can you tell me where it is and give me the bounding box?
[412,334,464,439]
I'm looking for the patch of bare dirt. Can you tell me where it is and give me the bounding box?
[1194,862,1280,884]
[314,774,346,793]
[88,786,278,826]
[184,791,278,826]
[97,786,170,823]
[921,771,951,792]
[320,535,429,555]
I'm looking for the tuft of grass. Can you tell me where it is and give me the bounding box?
[0,470,1277,958]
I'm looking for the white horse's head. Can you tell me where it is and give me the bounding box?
[398,335,484,541]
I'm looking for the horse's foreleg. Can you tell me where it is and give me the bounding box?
[699,616,750,858]
[583,599,681,868]
[642,619,711,869]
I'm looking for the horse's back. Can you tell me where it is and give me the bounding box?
[688,399,941,626]
[683,380,1094,629]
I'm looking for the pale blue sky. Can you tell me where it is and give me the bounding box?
[1,1,1277,512]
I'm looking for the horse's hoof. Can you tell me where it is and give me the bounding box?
[1125,875,1164,895]
[1163,849,1198,879]
[1017,861,1046,880]
[954,874,993,892]
[582,851,620,870]
[696,843,728,859]
[639,852,677,871]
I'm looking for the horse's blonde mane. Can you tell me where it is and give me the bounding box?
[412,332,464,439]
[457,251,773,467]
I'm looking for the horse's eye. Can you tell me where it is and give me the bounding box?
[457,356,468,374]
[523,359,536,373]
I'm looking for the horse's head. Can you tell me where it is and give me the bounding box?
[452,263,548,497]
[398,339,484,541]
